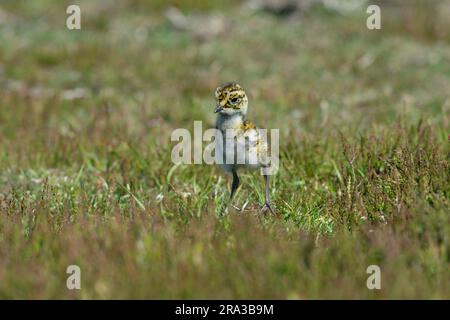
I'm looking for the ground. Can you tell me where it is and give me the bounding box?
[0,0,449,299]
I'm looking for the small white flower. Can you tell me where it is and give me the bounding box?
[181,192,191,198]
[155,193,164,203]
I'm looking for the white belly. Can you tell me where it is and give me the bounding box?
[215,128,267,172]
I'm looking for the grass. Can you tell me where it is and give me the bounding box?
[0,0,449,299]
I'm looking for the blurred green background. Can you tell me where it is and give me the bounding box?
[0,0,448,299]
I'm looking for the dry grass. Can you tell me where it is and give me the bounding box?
[0,0,449,299]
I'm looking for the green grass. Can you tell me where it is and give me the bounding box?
[0,0,449,299]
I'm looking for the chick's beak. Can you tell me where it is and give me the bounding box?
[214,104,223,113]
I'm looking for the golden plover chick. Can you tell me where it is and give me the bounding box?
[214,82,274,214]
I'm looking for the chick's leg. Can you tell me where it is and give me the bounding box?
[226,169,240,212]
[261,174,275,214]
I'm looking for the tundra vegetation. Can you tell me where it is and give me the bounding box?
[0,0,448,298]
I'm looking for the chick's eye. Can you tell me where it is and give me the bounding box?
[229,97,240,105]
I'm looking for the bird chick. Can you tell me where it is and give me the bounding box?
[214,82,274,214]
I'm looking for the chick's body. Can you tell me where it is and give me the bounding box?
[216,114,268,173]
